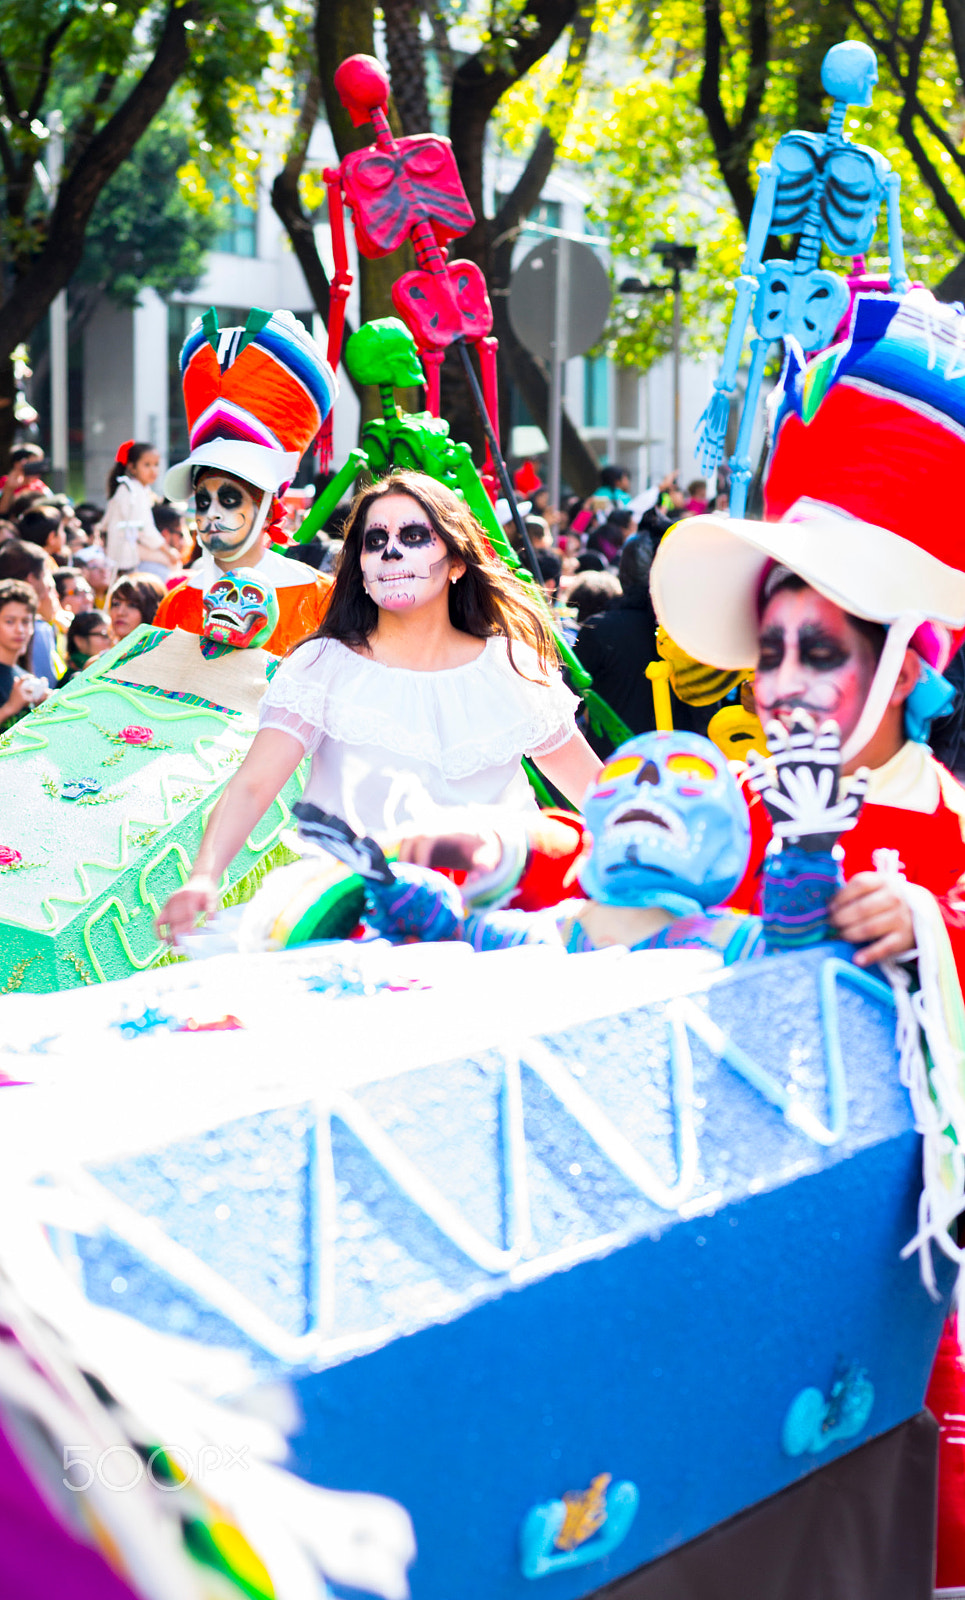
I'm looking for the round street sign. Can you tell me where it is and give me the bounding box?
[508,239,612,362]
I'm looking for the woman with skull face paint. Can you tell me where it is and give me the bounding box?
[158,472,601,940]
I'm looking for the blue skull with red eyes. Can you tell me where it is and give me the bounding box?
[200,568,279,657]
[581,732,751,910]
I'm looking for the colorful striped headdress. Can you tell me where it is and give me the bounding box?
[165,307,338,501]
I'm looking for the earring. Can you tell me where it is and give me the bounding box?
[451,573,458,584]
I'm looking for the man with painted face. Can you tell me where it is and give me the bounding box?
[153,307,338,657]
[154,465,332,657]
[652,291,965,986]
[654,290,965,1594]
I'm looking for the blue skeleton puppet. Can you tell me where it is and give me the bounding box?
[293,721,869,961]
[698,40,909,517]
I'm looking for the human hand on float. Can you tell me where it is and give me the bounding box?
[746,712,868,852]
[155,875,218,942]
[395,827,503,878]
[830,874,916,966]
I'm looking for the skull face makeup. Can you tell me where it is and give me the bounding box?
[360,493,459,613]
[200,568,279,658]
[581,731,751,911]
[754,586,880,750]
[194,472,264,564]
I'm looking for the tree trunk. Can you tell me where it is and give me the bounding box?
[315,0,415,434]
[0,351,16,472]
[383,0,430,135]
[934,252,965,302]
[269,67,364,406]
[792,2,854,132]
[698,0,769,234]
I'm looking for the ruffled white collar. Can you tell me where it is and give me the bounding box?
[263,635,575,779]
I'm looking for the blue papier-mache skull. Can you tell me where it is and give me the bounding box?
[580,732,751,912]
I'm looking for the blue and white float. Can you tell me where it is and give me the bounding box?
[0,933,951,1598]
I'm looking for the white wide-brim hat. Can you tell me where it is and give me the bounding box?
[650,508,965,671]
[164,439,302,502]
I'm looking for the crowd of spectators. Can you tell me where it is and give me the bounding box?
[0,438,727,752]
[0,443,185,728]
[498,459,725,754]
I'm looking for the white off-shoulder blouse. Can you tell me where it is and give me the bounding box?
[258,635,578,834]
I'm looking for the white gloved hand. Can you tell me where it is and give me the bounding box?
[745,711,869,851]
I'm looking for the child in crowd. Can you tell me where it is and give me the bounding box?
[53,568,94,617]
[0,579,46,726]
[0,540,67,685]
[103,442,179,578]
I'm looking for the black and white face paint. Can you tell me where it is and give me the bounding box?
[195,473,264,563]
[360,493,455,613]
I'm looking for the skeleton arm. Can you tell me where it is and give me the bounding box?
[696,162,779,470]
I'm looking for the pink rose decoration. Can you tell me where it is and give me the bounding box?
[0,846,22,866]
[119,725,153,745]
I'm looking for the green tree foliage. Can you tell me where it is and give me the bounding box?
[75,116,214,311]
[0,0,277,459]
[548,0,965,372]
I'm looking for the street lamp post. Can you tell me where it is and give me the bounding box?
[47,112,67,494]
[651,242,697,474]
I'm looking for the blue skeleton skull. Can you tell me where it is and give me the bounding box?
[581,733,751,912]
[821,39,878,106]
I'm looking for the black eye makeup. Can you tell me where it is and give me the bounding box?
[196,484,245,514]
[757,626,785,672]
[757,623,852,674]
[363,522,435,551]
[797,625,850,671]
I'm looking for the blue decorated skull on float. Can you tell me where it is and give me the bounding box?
[579,732,751,912]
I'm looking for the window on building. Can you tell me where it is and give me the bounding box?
[493,194,563,233]
[526,197,561,232]
[212,183,258,258]
[584,354,609,430]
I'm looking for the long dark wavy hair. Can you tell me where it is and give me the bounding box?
[311,471,558,679]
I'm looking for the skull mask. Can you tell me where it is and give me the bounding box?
[200,568,279,658]
[581,732,751,912]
